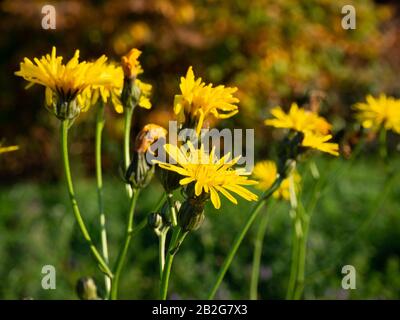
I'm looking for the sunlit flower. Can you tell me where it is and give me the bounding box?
[174,67,239,135]
[265,103,331,134]
[80,63,124,112]
[15,47,118,119]
[155,142,258,209]
[301,131,339,156]
[121,48,143,79]
[252,160,301,201]
[353,94,400,133]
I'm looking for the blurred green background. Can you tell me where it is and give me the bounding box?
[0,0,400,299]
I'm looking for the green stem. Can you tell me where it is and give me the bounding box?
[207,176,284,300]
[286,213,300,300]
[60,120,113,278]
[95,102,111,298]
[249,207,272,300]
[159,231,168,279]
[379,127,387,160]
[110,189,140,300]
[294,204,309,300]
[123,107,134,198]
[160,227,182,300]
[166,193,178,227]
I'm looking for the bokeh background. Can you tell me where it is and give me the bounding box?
[0,0,400,299]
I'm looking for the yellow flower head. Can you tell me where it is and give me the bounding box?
[301,131,339,156]
[80,63,124,112]
[156,142,258,209]
[121,48,143,79]
[265,103,331,135]
[15,47,118,118]
[353,94,400,133]
[174,67,239,135]
[252,160,301,201]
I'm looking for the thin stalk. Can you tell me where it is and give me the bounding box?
[207,176,284,300]
[158,231,168,279]
[60,120,112,278]
[123,107,134,198]
[95,102,111,297]
[110,189,140,300]
[249,207,272,300]
[166,193,178,226]
[285,214,300,300]
[160,227,182,300]
[294,203,309,300]
[379,127,387,160]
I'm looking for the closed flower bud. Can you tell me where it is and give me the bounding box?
[76,277,99,300]
[125,152,154,189]
[178,198,206,232]
[148,212,163,230]
[156,166,182,193]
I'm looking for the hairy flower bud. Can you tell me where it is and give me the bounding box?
[178,198,206,232]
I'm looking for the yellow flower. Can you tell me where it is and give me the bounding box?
[301,131,339,156]
[156,142,258,209]
[15,47,117,118]
[0,144,19,154]
[80,63,124,112]
[174,66,239,135]
[353,94,400,133]
[265,103,331,134]
[121,48,143,79]
[252,160,300,201]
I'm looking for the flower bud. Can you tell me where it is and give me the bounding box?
[148,212,163,230]
[125,152,154,189]
[156,166,182,193]
[178,198,206,232]
[76,277,99,300]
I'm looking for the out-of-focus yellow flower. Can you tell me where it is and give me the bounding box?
[134,124,167,153]
[121,48,143,79]
[174,66,239,135]
[252,160,300,201]
[353,94,400,133]
[265,103,331,134]
[135,79,152,110]
[302,131,339,156]
[0,144,19,154]
[15,47,117,118]
[156,142,258,209]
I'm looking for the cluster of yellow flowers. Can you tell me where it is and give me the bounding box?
[14,47,342,214]
[15,47,151,119]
